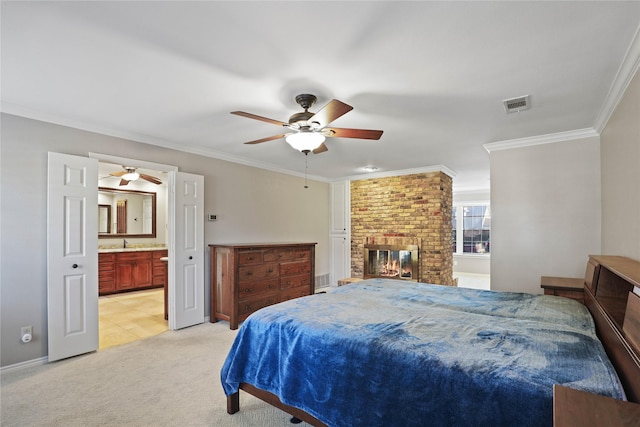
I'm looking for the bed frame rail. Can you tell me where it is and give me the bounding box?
[228,384,329,427]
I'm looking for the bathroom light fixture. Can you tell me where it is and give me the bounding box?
[285,131,325,153]
[363,166,378,172]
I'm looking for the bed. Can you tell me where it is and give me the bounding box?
[220,256,640,426]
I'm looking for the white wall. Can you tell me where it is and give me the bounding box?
[489,137,601,294]
[0,114,330,367]
[601,69,640,259]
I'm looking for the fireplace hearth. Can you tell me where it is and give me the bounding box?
[364,244,419,281]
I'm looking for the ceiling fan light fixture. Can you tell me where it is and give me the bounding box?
[285,131,325,152]
[122,172,140,181]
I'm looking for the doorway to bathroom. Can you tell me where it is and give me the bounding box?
[97,161,169,349]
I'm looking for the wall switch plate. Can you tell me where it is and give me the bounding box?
[208,214,217,221]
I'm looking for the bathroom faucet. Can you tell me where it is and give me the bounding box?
[123,239,128,248]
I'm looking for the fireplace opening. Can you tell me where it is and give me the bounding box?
[364,244,419,281]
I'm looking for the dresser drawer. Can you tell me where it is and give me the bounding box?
[264,248,294,262]
[238,278,278,299]
[280,260,311,276]
[238,250,263,265]
[238,294,279,316]
[280,273,311,290]
[280,286,311,302]
[293,248,310,260]
[238,263,278,281]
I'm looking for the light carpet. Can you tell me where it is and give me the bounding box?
[1,322,313,427]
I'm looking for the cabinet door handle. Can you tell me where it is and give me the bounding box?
[189,256,193,260]
[72,264,79,269]
[247,256,254,260]
[246,271,253,276]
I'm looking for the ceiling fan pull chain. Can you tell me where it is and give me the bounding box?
[304,154,309,189]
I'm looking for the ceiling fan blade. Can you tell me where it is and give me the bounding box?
[312,143,328,154]
[119,179,130,186]
[325,127,383,140]
[231,111,288,127]
[110,171,127,177]
[243,133,288,145]
[140,174,162,185]
[308,99,353,128]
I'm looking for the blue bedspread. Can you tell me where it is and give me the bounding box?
[220,279,625,426]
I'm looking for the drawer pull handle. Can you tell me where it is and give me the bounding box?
[267,269,273,273]
[246,271,253,276]
[72,264,79,268]
[247,256,254,260]
[243,288,252,293]
[189,256,193,260]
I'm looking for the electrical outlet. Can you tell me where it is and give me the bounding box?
[208,214,217,221]
[21,326,32,336]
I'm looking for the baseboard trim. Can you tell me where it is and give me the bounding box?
[1,356,48,374]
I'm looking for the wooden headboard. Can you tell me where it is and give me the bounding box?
[582,255,640,402]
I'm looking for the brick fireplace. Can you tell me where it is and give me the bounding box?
[364,239,419,281]
[350,171,454,286]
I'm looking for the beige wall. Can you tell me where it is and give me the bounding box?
[601,69,640,259]
[489,136,602,294]
[0,114,330,367]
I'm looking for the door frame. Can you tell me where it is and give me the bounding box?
[89,153,184,328]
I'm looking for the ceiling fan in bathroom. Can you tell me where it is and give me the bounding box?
[109,166,162,186]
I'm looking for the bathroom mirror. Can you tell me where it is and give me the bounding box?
[98,204,111,234]
[98,187,156,238]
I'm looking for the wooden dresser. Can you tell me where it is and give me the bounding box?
[209,243,316,330]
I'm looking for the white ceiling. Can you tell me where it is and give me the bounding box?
[2,1,639,192]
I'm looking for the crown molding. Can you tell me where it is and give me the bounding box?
[483,24,640,154]
[483,128,599,153]
[593,24,640,133]
[335,165,457,183]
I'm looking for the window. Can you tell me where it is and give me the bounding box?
[452,203,490,255]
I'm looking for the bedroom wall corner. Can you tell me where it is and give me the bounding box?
[600,67,640,260]
[489,137,601,294]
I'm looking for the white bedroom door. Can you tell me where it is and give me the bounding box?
[169,171,204,330]
[47,152,99,362]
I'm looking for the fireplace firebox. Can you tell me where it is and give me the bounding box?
[363,244,419,281]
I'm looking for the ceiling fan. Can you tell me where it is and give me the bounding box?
[109,166,162,186]
[231,94,383,154]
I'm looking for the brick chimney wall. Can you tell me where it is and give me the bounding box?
[350,171,454,286]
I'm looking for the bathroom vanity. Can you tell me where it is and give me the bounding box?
[98,248,167,295]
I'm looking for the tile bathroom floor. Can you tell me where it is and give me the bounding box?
[99,288,167,350]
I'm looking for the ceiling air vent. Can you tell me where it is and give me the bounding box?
[503,95,530,113]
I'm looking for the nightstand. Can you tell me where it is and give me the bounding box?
[553,385,640,426]
[540,276,584,304]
